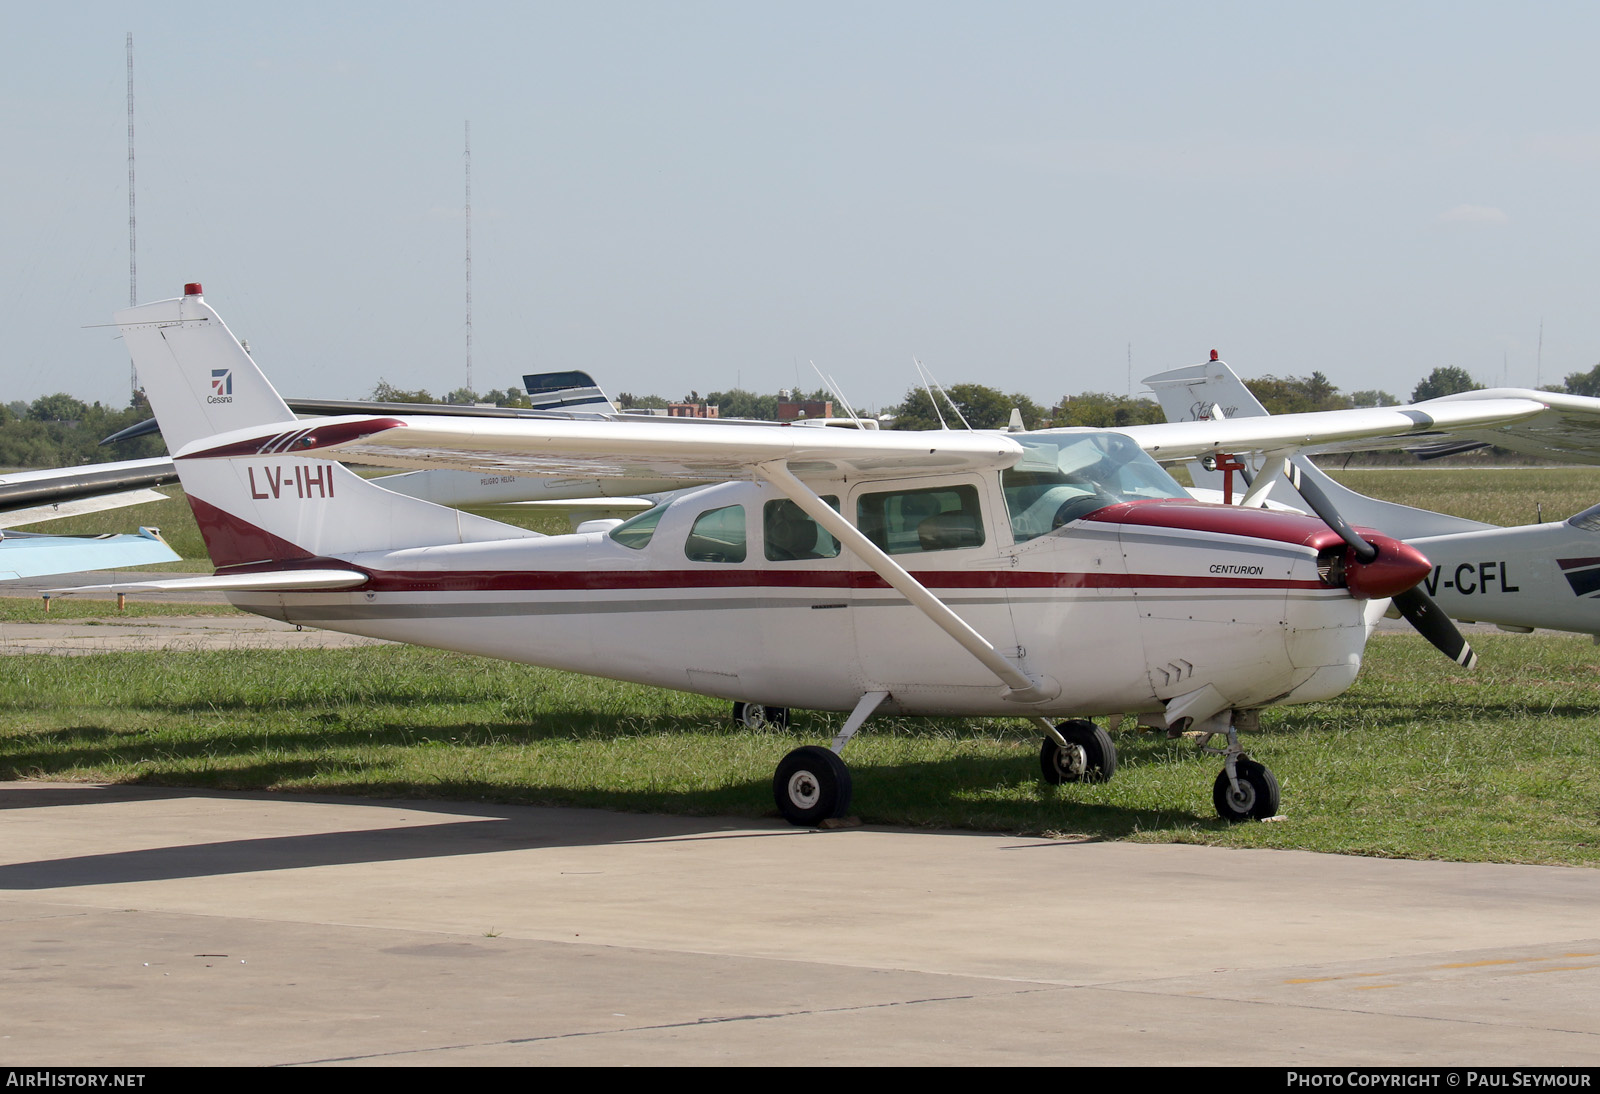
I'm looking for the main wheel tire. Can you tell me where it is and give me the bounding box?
[1213,758,1281,822]
[733,702,791,729]
[773,745,853,826]
[1039,719,1117,784]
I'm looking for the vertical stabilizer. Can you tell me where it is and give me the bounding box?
[119,286,538,568]
[116,285,296,453]
[1143,358,1495,538]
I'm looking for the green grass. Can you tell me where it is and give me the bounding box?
[1,634,1595,864]
[0,599,243,621]
[1325,466,1600,526]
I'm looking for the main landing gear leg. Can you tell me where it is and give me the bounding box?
[732,702,791,730]
[1033,717,1117,784]
[772,691,889,827]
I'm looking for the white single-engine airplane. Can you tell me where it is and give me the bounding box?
[59,286,1579,824]
[1145,357,1600,638]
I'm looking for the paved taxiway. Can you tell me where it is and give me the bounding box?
[2,574,1594,1064]
[3,780,1598,1066]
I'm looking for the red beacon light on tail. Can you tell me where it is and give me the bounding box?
[184,283,203,297]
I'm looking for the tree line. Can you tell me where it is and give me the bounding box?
[1,363,1592,470]
[0,393,167,469]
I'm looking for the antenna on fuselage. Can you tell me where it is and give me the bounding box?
[809,361,865,428]
[912,358,949,430]
[915,359,971,430]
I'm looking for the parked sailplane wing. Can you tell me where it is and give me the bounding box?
[1145,357,1600,637]
[57,285,1571,825]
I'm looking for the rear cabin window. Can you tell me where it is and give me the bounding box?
[684,505,747,563]
[763,498,842,561]
[856,485,984,555]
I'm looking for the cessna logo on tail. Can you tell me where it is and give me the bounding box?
[209,368,233,404]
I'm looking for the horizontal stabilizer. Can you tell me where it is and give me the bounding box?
[46,568,368,597]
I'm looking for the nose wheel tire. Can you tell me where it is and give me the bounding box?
[773,746,853,826]
[1039,719,1117,784]
[1213,758,1280,822]
[733,702,791,729]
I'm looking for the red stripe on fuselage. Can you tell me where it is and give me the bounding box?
[216,562,1323,595]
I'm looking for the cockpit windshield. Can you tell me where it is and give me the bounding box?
[1002,432,1190,541]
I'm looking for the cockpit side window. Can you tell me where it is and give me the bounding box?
[856,484,984,555]
[1003,433,1190,540]
[685,504,747,563]
[609,505,667,550]
[763,497,842,561]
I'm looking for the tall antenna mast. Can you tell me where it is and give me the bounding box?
[464,120,473,396]
[126,31,138,397]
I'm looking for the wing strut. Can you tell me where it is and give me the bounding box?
[1238,454,1287,508]
[754,460,1059,704]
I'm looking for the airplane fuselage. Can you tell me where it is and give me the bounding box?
[227,474,1380,720]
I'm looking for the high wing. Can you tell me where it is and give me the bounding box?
[1114,399,1550,462]
[174,414,1024,484]
[1417,388,1600,465]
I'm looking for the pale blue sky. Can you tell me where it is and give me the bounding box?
[4,1,1599,413]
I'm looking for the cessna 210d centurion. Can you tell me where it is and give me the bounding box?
[61,286,1566,823]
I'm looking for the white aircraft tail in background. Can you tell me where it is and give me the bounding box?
[1144,356,1600,637]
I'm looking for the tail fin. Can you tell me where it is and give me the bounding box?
[521,369,618,414]
[1143,358,1494,538]
[119,285,536,569]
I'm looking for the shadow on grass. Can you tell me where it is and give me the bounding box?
[0,716,1213,841]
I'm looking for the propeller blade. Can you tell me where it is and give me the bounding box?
[1275,461,1477,668]
[1287,466,1376,563]
[1393,587,1478,669]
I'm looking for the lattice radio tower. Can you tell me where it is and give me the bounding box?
[127,32,138,397]
[464,120,473,395]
